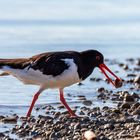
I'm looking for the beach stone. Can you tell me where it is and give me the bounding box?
[0,132,5,138]
[78,82,84,86]
[123,64,129,70]
[135,125,140,132]
[90,78,102,82]
[134,75,140,84]
[2,116,17,123]
[124,94,135,102]
[57,105,65,109]
[112,109,121,114]
[120,103,131,109]
[97,93,107,100]
[77,95,86,100]
[131,102,140,110]
[0,115,5,120]
[126,74,136,77]
[103,123,114,130]
[135,83,140,89]
[119,91,128,98]
[136,59,140,66]
[79,110,85,115]
[97,87,105,93]
[132,106,140,115]
[73,135,81,140]
[33,137,42,140]
[84,130,96,140]
[119,63,125,67]
[82,100,92,106]
[131,93,140,99]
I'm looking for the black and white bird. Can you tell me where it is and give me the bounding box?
[0,50,122,117]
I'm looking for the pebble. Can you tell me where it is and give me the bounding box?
[132,106,140,115]
[112,109,121,114]
[57,105,65,109]
[0,133,5,137]
[131,102,140,110]
[120,103,131,109]
[136,59,140,66]
[0,115,5,120]
[97,93,107,99]
[134,75,140,84]
[77,95,87,101]
[132,93,140,99]
[2,116,17,123]
[127,74,136,77]
[97,87,105,93]
[78,82,84,86]
[124,94,135,102]
[90,78,102,82]
[84,130,96,140]
[103,123,115,130]
[82,100,92,106]
[123,64,129,70]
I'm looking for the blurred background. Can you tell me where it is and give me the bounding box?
[0,0,140,58]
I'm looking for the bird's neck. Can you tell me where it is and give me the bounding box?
[78,58,95,80]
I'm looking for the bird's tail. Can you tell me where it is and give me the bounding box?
[0,58,30,76]
[0,59,13,76]
[0,58,19,68]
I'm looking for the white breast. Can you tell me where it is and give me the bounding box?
[1,59,81,89]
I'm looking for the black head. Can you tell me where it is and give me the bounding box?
[81,50,104,67]
[81,50,122,88]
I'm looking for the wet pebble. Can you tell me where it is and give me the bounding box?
[134,75,140,84]
[120,102,131,109]
[97,93,107,100]
[132,106,140,115]
[97,87,105,93]
[78,82,84,86]
[57,105,65,109]
[77,95,87,100]
[126,74,136,77]
[123,64,129,70]
[90,77,102,82]
[124,94,135,102]
[82,100,92,106]
[2,116,18,123]
[0,133,5,138]
[136,59,140,66]
[0,115,5,120]
[103,123,115,130]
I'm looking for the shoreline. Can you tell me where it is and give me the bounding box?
[0,58,140,140]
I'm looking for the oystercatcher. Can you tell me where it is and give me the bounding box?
[0,50,122,117]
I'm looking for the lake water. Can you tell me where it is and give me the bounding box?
[0,0,140,124]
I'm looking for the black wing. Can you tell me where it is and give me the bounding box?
[28,53,73,76]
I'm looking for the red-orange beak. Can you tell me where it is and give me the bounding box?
[99,63,122,88]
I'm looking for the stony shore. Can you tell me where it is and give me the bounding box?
[0,58,139,140]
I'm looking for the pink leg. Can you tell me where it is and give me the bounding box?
[59,89,77,116]
[26,88,43,117]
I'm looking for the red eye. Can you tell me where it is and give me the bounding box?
[96,56,100,60]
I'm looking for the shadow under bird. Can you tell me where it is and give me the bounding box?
[0,50,122,117]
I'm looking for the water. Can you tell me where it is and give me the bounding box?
[0,0,140,134]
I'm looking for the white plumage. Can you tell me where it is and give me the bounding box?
[1,59,81,89]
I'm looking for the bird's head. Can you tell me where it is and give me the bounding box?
[81,50,122,88]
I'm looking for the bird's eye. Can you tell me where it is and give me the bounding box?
[96,56,100,60]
